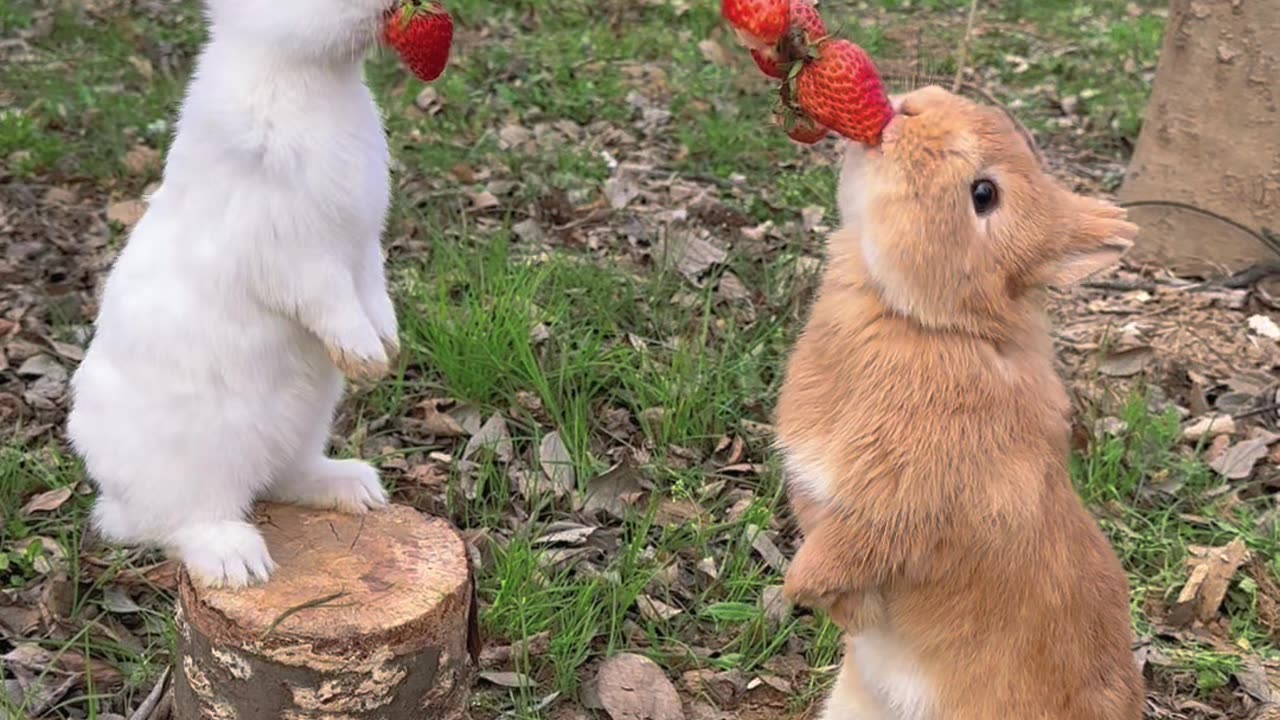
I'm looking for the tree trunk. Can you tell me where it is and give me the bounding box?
[172,503,476,719]
[1119,0,1280,275]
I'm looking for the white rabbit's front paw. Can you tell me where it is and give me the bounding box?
[326,341,390,381]
[170,521,276,589]
[269,458,389,515]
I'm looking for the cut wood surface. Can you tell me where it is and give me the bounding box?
[173,502,475,719]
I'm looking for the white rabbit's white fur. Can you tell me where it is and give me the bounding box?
[67,0,400,588]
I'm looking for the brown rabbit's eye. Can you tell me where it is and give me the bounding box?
[971,179,999,215]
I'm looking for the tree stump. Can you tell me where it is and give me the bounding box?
[173,503,476,719]
[1119,0,1280,275]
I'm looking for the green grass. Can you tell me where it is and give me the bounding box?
[6,0,1271,717]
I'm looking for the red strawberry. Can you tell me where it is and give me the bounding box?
[783,113,829,144]
[750,0,828,79]
[721,0,789,49]
[383,1,454,83]
[794,39,894,146]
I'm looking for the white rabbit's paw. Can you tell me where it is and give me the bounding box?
[326,342,390,381]
[271,459,389,515]
[380,333,401,364]
[171,522,276,589]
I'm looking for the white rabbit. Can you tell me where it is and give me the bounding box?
[67,0,401,588]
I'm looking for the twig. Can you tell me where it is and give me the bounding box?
[350,514,367,551]
[1081,279,1158,292]
[952,0,981,92]
[128,667,170,720]
[260,591,350,640]
[1119,200,1280,258]
[1233,403,1280,421]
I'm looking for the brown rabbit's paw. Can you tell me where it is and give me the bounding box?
[782,573,840,612]
[327,343,391,382]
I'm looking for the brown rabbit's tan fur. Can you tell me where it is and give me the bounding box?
[777,86,1143,720]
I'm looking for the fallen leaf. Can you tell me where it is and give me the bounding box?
[463,414,514,464]
[1097,345,1153,377]
[747,525,787,572]
[659,231,727,284]
[122,145,160,175]
[539,431,576,497]
[697,39,730,65]
[478,671,534,688]
[533,522,596,546]
[1210,438,1268,480]
[1248,314,1280,340]
[469,191,500,211]
[22,487,72,515]
[1234,656,1275,703]
[636,595,681,622]
[583,461,646,520]
[103,586,141,615]
[106,199,147,227]
[1181,414,1236,442]
[800,205,825,231]
[760,585,792,626]
[605,173,641,210]
[595,653,684,720]
[412,399,469,437]
[1170,538,1250,626]
[16,354,67,383]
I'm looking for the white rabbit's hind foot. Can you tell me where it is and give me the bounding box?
[268,458,388,515]
[169,521,276,589]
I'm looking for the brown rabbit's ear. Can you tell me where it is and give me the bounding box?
[1037,196,1138,288]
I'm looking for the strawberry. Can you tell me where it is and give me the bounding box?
[721,0,789,49]
[794,39,894,146]
[750,0,828,79]
[783,113,829,144]
[383,1,454,83]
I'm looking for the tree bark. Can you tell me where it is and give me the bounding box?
[1119,0,1280,275]
[173,503,476,719]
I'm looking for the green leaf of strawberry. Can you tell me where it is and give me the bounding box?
[383,1,454,83]
[749,0,828,79]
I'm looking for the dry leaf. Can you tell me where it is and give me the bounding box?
[760,585,792,626]
[697,39,730,65]
[413,400,469,437]
[747,525,787,572]
[22,487,72,515]
[1097,345,1153,377]
[605,174,641,210]
[122,145,160,175]
[595,653,684,720]
[637,595,682,621]
[659,231,727,284]
[1234,656,1275,703]
[106,199,147,227]
[469,191,500,210]
[478,671,534,688]
[1247,314,1280,340]
[533,522,596,546]
[539,430,576,497]
[1182,414,1236,442]
[1170,538,1250,626]
[1210,438,1269,480]
[463,414,514,464]
[583,461,646,520]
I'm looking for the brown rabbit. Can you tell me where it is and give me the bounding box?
[776,86,1143,720]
